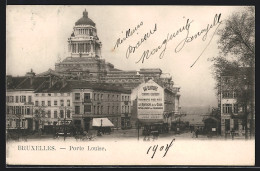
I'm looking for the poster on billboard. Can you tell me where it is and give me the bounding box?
[137,80,164,120]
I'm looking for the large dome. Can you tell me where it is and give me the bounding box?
[75,10,96,26]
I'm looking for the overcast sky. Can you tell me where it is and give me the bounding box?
[6,5,247,108]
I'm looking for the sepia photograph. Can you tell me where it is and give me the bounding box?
[6,5,255,166]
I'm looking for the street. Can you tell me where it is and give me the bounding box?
[7,128,247,142]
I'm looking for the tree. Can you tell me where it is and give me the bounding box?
[210,7,255,139]
[34,106,47,134]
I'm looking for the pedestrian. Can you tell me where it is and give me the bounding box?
[195,128,199,138]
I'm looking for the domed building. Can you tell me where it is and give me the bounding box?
[53,9,115,81]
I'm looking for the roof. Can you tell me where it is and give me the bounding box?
[6,76,49,90]
[139,68,162,74]
[37,69,62,77]
[75,10,96,27]
[35,80,131,94]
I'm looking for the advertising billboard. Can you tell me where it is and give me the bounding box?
[137,80,164,120]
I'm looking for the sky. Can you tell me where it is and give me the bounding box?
[6,5,247,108]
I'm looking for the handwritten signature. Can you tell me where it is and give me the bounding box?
[126,23,157,59]
[123,14,222,67]
[146,138,175,159]
[114,21,143,50]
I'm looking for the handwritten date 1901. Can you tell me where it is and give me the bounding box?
[146,138,175,159]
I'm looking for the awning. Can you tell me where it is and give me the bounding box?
[92,118,114,127]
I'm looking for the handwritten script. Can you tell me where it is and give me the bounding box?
[114,14,222,67]
[146,138,175,158]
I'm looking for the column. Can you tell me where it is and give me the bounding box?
[76,43,78,53]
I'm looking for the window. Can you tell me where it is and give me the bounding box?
[20,96,26,102]
[233,91,238,98]
[108,94,110,100]
[127,106,130,113]
[35,101,39,106]
[75,93,80,100]
[28,96,32,103]
[54,100,57,106]
[112,95,114,101]
[67,110,71,118]
[233,104,238,113]
[16,96,19,103]
[48,101,51,106]
[48,93,51,96]
[60,100,64,106]
[97,106,100,114]
[94,93,96,100]
[222,91,233,98]
[97,94,100,101]
[75,106,80,114]
[26,107,31,115]
[60,110,64,118]
[93,106,96,114]
[116,106,119,114]
[41,101,45,106]
[84,93,90,101]
[107,106,110,114]
[122,96,124,101]
[223,104,232,113]
[35,94,39,97]
[117,95,119,101]
[67,100,70,106]
[54,111,57,118]
[122,106,124,113]
[101,94,103,101]
[84,105,91,113]
[47,110,51,118]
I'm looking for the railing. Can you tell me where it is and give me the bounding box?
[83,99,92,103]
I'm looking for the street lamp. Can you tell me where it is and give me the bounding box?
[60,106,72,141]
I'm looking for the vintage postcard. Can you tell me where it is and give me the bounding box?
[6,5,255,166]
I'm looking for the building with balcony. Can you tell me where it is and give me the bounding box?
[66,81,131,131]
[6,71,50,131]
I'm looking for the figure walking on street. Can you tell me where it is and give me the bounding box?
[195,128,199,138]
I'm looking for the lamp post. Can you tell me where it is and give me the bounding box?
[60,106,71,141]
